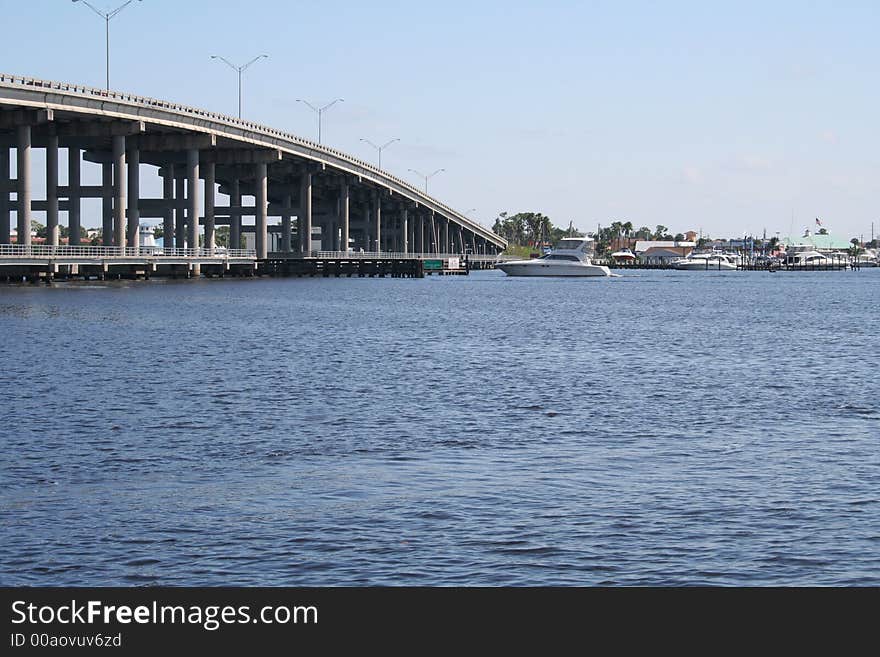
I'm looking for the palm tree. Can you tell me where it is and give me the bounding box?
[654,225,668,240]
[510,214,525,245]
[622,221,633,243]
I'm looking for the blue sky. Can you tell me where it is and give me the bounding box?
[3,0,879,240]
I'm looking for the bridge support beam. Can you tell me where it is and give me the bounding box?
[0,148,9,244]
[341,180,349,253]
[229,177,241,250]
[113,135,126,249]
[300,171,311,253]
[362,201,371,252]
[255,162,268,260]
[374,192,382,252]
[281,194,292,253]
[127,145,139,252]
[68,148,81,245]
[16,125,31,247]
[162,165,174,250]
[101,162,112,246]
[46,134,59,247]
[204,162,215,254]
[401,207,409,254]
[175,176,185,248]
[186,149,200,256]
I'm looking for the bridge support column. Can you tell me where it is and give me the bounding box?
[17,126,32,247]
[363,202,372,252]
[229,177,241,250]
[374,192,382,252]
[281,194,292,253]
[402,207,408,254]
[162,165,174,250]
[0,148,9,244]
[442,217,449,255]
[458,227,464,253]
[46,135,59,247]
[341,180,349,253]
[186,149,200,257]
[101,162,112,246]
[417,213,424,254]
[300,171,312,254]
[68,148,81,246]
[127,146,139,252]
[204,162,215,254]
[429,211,437,254]
[175,176,185,248]
[113,135,126,250]
[325,215,335,253]
[255,162,267,260]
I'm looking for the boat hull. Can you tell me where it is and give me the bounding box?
[674,262,737,271]
[497,262,611,277]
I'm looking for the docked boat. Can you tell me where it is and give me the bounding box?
[497,237,611,277]
[611,248,637,263]
[783,245,840,267]
[673,252,738,270]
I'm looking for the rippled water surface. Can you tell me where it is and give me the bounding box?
[1,269,878,585]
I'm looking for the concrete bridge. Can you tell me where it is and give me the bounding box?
[0,73,506,276]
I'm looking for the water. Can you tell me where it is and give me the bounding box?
[1,269,878,586]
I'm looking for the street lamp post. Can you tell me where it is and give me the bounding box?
[408,168,445,194]
[359,138,399,169]
[72,0,143,91]
[210,54,269,119]
[296,99,344,144]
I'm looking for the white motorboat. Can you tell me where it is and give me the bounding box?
[673,252,738,270]
[611,248,637,262]
[497,237,611,277]
[783,245,839,267]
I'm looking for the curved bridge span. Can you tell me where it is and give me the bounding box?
[0,73,506,263]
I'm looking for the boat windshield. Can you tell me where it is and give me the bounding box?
[541,254,580,261]
[555,239,587,250]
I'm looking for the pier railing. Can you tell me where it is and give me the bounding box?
[0,245,256,259]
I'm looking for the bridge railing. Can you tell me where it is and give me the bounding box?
[0,244,255,259]
[277,251,517,262]
[0,73,504,247]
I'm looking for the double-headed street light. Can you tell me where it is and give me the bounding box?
[360,138,399,170]
[210,54,269,119]
[408,168,445,194]
[296,99,344,145]
[71,0,143,91]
